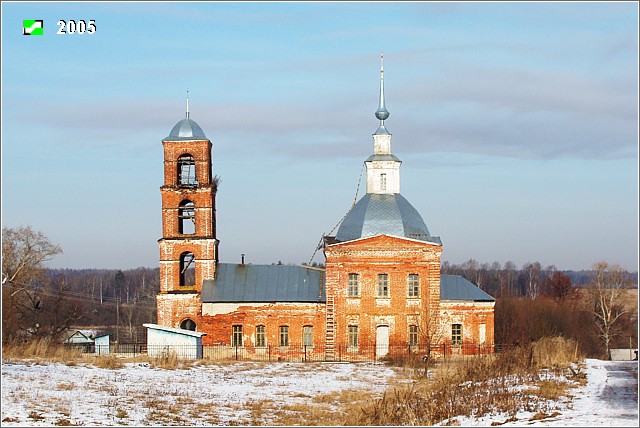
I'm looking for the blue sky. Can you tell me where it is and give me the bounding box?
[2,1,638,272]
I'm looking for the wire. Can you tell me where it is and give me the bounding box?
[307,163,365,265]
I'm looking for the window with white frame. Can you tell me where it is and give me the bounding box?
[232,325,243,347]
[279,326,289,347]
[348,325,358,348]
[407,274,419,297]
[256,325,266,347]
[452,323,462,345]
[409,325,419,346]
[377,274,389,297]
[303,326,313,347]
[348,273,360,297]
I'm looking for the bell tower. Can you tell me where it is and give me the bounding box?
[156,95,218,331]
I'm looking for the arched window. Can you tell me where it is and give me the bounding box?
[177,154,198,188]
[178,200,196,235]
[380,173,387,191]
[180,319,196,331]
[179,252,195,286]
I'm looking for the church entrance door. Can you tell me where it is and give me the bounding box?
[376,325,389,359]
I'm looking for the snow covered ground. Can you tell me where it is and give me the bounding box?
[1,358,637,426]
[450,359,638,427]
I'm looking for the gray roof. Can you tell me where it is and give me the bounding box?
[365,153,401,162]
[440,275,495,301]
[201,263,325,303]
[335,193,442,244]
[163,118,207,141]
[201,266,491,304]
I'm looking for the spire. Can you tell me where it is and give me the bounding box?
[374,52,390,135]
[186,90,190,119]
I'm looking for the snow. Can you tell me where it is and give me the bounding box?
[1,358,637,426]
[450,359,638,427]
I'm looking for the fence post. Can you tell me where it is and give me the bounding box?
[304,344,307,362]
[235,344,238,360]
[268,345,271,362]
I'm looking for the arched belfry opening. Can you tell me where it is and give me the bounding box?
[178,200,196,235]
[177,154,198,188]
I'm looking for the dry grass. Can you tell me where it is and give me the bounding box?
[92,354,124,369]
[2,338,84,363]
[146,350,194,370]
[531,336,582,368]
[344,336,583,426]
[531,379,571,401]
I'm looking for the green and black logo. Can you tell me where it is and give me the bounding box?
[23,20,44,36]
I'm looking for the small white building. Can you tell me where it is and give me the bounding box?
[94,335,110,355]
[610,348,638,361]
[63,330,95,352]
[144,323,206,359]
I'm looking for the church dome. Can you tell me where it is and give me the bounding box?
[163,118,207,141]
[335,193,441,244]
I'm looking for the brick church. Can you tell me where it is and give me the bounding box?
[152,57,495,359]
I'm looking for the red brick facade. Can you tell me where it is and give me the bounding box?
[200,302,326,348]
[323,234,444,358]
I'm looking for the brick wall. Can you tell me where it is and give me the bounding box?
[156,293,201,328]
[200,302,326,347]
[324,234,443,354]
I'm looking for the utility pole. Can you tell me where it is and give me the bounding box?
[116,296,120,349]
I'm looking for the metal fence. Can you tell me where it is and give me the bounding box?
[74,342,498,363]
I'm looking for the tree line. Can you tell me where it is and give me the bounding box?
[2,226,637,359]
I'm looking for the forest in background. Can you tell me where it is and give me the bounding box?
[2,226,637,359]
[4,261,636,357]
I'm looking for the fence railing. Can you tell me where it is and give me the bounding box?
[70,341,500,363]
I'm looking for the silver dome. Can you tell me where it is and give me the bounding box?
[163,118,207,141]
[335,193,441,244]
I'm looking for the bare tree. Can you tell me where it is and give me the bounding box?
[523,262,542,299]
[2,226,64,342]
[2,226,62,290]
[504,260,517,295]
[417,307,448,377]
[588,261,629,359]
